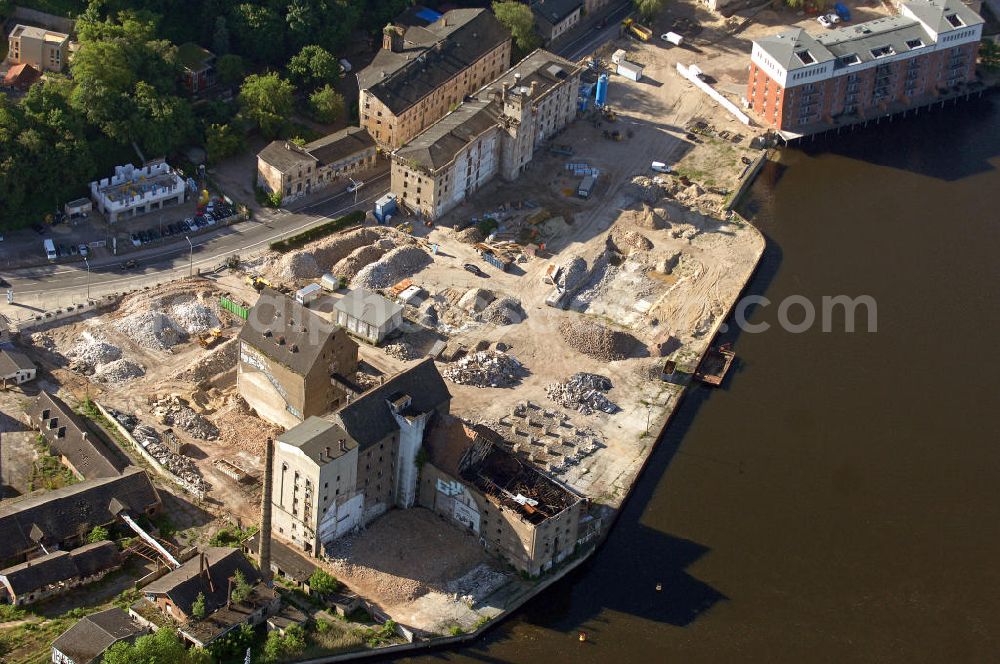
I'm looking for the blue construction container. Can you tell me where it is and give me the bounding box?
[374,193,397,224]
[595,74,609,107]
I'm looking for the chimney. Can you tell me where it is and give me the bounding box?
[529,81,539,98]
[339,439,347,453]
[258,437,274,586]
[382,25,403,52]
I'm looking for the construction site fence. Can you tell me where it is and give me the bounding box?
[94,400,207,500]
[220,296,249,320]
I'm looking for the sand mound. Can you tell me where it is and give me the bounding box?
[558,319,641,361]
[351,245,432,290]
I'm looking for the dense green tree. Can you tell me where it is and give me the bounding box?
[635,0,668,20]
[102,628,188,664]
[285,0,357,53]
[239,73,295,139]
[87,525,109,543]
[307,568,341,595]
[262,624,306,663]
[309,84,346,124]
[212,16,230,55]
[205,123,244,164]
[230,569,252,604]
[229,3,286,65]
[287,45,341,89]
[131,81,195,156]
[492,2,540,56]
[215,53,245,88]
[209,623,254,661]
[191,591,206,619]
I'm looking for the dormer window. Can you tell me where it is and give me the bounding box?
[945,13,964,28]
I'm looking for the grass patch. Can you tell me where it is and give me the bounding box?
[28,435,77,491]
[209,524,258,547]
[270,210,365,252]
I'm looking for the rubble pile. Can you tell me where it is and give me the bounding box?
[443,350,526,388]
[383,342,418,361]
[153,395,219,440]
[628,175,665,204]
[212,395,281,456]
[456,226,486,244]
[94,358,145,383]
[445,564,510,605]
[458,287,494,313]
[109,409,207,492]
[170,301,221,334]
[418,302,439,328]
[351,245,432,290]
[275,251,322,280]
[493,402,606,476]
[558,319,640,361]
[477,296,526,326]
[182,337,239,382]
[114,311,186,350]
[545,372,620,415]
[312,228,380,268]
[354,372,382,392]
[558,256,588,292]
[331,243,388,280]
[68,332,122,372]
[612,228,654,253]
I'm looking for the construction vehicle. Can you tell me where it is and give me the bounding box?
[396,222,413,234]
[622,18,652,42]
[245,274,271,291]
[197,327,223,349]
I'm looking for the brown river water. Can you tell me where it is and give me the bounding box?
[400,96,1000,663]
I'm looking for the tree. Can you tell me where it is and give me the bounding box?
[87,525,109,543]
[230,569,252,604]
[634,0,668,21]
[980,39,1000,71]
[287,45,340,89]
[308,568,341,595]
[309,85,345,124]
[212,16,230,55]
[215,54,245,88]
[239,73,295,139]
[229,3,286,65]
[262,624,306,663]
[102,628,189,664]
[205,123,244,164]
[191,591,207,619]
[492,2,540,56]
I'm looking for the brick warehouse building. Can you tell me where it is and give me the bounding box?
[746,0,982,137]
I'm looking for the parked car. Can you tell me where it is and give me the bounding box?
[463,263,483,276]
[817,14,834,28]
[120,259,139,270]
[79,244,89,257]
[834,2,851,21]
[339,58,352,72]
[651,161,673,174]
[131,233,141,247]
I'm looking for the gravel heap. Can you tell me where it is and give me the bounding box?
[212,394,282,456]
[312,228,379,268]
[558,256,588,292]
[628,175,665,204]
[443,350,526,388]
[332,244,388,280]
[478,296,526,326]
[456,226,486,244]
[68,332,122,372]
[153,395,219,440]
[94,358,145,383]
[418,302,438,328]
[182,337,239,382]
[545,372,620,415]
[109,409,206,492]
[612,228,654,252]
[276,252,322,280]
[170,301,220,334]
[445,563,510,605]
[351,245,432,290]
[114,311,186,350]
[558,319,640,361]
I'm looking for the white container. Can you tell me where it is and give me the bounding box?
[295,283,322,305]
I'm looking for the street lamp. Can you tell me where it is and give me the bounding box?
[83,256,91,301]
[185,236,193,277]
[348,178,364,205]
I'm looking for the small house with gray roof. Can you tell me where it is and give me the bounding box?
[0,348,35,388]
[334,288,404,343]
[0,540,120,606]
[238,288,359,429]
[747,0,983,137]
[25,392,129,480]
[256,126,377,204]
[359,8,512,148]
[270,358,451,557]
[51,607,147,664]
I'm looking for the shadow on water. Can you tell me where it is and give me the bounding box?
[794,94,999,181]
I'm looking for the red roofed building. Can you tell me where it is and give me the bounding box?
[3,62,41,91]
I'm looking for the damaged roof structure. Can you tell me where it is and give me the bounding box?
[26,392,130,480]
[0,540,120,606]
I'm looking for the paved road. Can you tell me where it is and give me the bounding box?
[1,173,390,317]
[1,9,633,319]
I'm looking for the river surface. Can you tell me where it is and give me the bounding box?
[403,96,1000,663]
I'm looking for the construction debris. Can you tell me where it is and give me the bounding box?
[331,243,388,280]
[557,256,588,292]
[458,288,495,313]
[383,341,418,361]
[545,373,620,415]
[68,332,122,372]
[170,301,221,334]
[477,296,526,326]
[558,319,640,362]
[181,337,239,383]
[487,401,606,476]
[152,395,219,440]
[114,311,186,350]
[442,350,526,388]
[211,394,281,457]
[94,358,145,383]
[351,245,432,290]
[109,409,207,492]
[445,563,510,606]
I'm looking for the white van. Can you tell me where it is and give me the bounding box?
[44,238,57,261]
[651,161,673,174]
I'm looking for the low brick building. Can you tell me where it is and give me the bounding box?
[25,392,129,479]
[51,607,148,664]
[256,127,377,204]
[0,541,120,606]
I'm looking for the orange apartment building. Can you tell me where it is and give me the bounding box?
[358,8,512,149]
[747,0,982,138]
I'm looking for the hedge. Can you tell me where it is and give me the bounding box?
[270,210,366,252]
